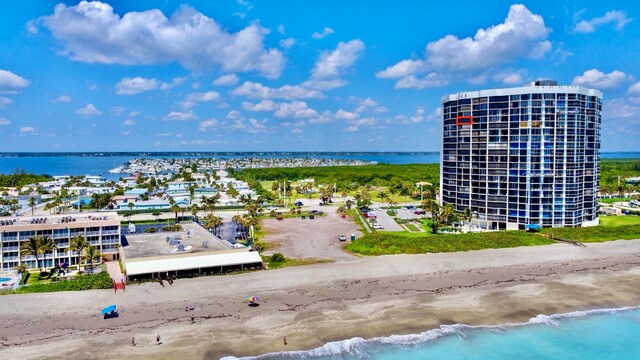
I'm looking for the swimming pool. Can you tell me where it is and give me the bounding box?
[0,277,12,282]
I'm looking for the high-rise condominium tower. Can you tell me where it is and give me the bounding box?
[440,80,601,230]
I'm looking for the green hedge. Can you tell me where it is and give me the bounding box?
[7,271,113,294]
[345,231,554,255]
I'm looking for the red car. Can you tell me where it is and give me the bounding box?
[414,210,425,215]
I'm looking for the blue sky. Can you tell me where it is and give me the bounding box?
[0,1,639,152]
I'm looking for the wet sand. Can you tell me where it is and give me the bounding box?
[1,240,639,359]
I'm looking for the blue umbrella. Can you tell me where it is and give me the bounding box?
[101,305,117,315]
[525,224,542,230]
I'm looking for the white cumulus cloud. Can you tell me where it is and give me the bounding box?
[335,109,359,120]
[165,110,196,121]
[116,77,159,95]
[572,69,630,90]
[574,10,633,34]
[311,39,365,79]
[279,37,296,49]
[19,126,36,134]
[212,74,239,86]
[242,100,278,111]
[628,82,640,94]
[274,101,319,119]
[198,119,218,132]
[51,95,72,103]
[231,81,324,100]
[180,91,221,108]
[123,119,135,126]
[37,2,284,78]
[377,5,550,88]
[76,103,102,116]
[312,27,334,39]
[0,69,30,94]
[0,118,11,125]
[0,97,12,108]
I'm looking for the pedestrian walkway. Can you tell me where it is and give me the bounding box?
[105,260,124,283]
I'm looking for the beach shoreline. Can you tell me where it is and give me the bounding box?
[1,240,640,359]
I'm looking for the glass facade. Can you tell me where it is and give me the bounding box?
[441,83,601,230]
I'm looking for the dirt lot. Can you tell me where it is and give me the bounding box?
[261,206,361,262]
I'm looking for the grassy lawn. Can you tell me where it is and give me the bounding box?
[599,197,632,204]
[347,208,369,233]
[541,224,640,243]
[25,271,51,285]
[346,231,554,255]
[599,215,640,227]
[347,221,640,255]
[405,223,419,232]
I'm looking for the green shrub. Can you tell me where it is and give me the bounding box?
[143,227,157,233]
[270,253,285,263]
[161,224,183,232]
[8,271,113,294]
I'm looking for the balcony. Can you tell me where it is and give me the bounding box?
[56,242,70,248]
[3,256,18,261]
[2,246,19,251]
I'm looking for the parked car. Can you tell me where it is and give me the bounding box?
[338,234,346,241]
[373,224,384,229]
[414,210,425,215]
[294,201,303,207]
[309,214,315,219]
[266,206,278,211]
[406,205,416,210]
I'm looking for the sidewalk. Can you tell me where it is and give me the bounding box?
[105,261,124,283]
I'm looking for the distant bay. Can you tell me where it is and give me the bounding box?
[0,152,638,178]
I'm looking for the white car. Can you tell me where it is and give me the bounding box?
[338,234,347,241]
[266,206,278,211]
[373,224,384,229]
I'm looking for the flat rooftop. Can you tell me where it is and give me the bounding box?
[0,212,119,230]
[123,222,233,260]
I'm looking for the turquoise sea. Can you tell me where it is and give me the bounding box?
[224,307,640,360]
[0,152,639,178]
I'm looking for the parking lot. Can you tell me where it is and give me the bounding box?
[261,205,360,262]
[367,209,404,232]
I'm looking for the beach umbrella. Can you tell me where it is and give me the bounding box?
[101,305,117,315]
[246,296,260,303]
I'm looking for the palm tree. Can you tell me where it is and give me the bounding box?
[83,245,102,274]
[190,204,199,220]
[70,235,88,272]
[20,236,54,272]
[463,207,473,233]
[29,196,36,215]
[423,200,440,233]
[14,263,27,275]
[171,204,181,222]
[152,211,161,222]
[377,190,387,204]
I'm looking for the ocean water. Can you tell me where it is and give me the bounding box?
[0,152,638,177]
[223,307,640,360]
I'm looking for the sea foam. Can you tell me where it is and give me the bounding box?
[221,305,639,360]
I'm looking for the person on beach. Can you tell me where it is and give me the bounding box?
[131,337,136,346]
[284,335,287,345]
[191,315,195,324]
[156,334,161,345]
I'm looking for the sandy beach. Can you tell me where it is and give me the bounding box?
[1,240,640,359]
